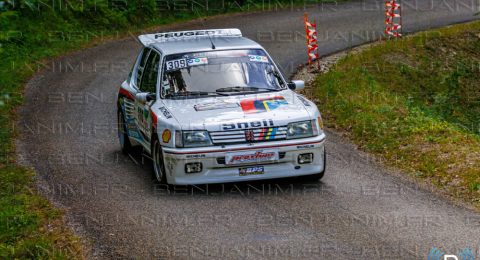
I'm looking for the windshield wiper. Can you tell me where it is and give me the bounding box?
[216,86,279,93]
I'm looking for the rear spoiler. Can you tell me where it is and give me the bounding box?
[138,28,242,46]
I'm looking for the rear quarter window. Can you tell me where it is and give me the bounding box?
[136,48,151,87]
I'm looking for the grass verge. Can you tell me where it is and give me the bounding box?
[0,0,316,258]
[313,21,480,209]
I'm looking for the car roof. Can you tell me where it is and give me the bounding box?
[149,36,264,55]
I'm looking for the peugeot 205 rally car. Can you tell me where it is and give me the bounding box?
[117,28,326,184]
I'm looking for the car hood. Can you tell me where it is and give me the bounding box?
[161,90,312,131]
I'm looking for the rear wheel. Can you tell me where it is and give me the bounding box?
[301,149,326,181]
[118,110,133,154]
[152,138,167,184]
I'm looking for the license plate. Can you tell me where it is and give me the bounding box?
[239,166,264,176]
[225,149,279,165]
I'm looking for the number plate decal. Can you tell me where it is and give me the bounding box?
[225,150,278,165]
[165,58,188,71]
[165,57,208,71]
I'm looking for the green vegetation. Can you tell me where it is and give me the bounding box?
[0,167,84,259]
[0,0,306,258]
[314,21,480,208]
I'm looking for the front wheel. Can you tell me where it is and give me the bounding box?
[152,138,167,184]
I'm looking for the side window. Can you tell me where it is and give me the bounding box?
[139,51,160,94]
[135,48,151,87]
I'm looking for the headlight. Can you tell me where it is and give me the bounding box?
[175,130,212,148]
[287,120,316,139]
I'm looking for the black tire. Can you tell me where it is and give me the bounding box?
[118,109,133,154]
[152,137,168,184]
[301,149,326,181]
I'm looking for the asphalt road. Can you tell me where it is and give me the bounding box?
[17,0,480,259]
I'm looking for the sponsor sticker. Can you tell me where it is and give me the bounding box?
[187,57,208,66]
[155,30,216,39]
[194,101,239,111]
[153,29,238,40]
[297,144,315,149]
[159,106,173,119]
[297,95,311,106]
[186,154,206,159]
[166,57,208,71]
[248,55,269,63]
[222,119,275,130]
[226,150,278,165]
[239,166,265,176]
[162,129,172,143]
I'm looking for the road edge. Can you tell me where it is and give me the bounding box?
[292,21,480,213]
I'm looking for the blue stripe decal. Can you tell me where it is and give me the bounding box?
[270,127,277,139]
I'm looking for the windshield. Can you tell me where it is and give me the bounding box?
[161,49,285,98]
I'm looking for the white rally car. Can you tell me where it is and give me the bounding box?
[117,28,326,184]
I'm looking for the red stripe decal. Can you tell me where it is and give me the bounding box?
[240,99,256,113]
[164,139,325,155]
[150,109,158,129]
[258,128,266,140]
[119,88,135,100]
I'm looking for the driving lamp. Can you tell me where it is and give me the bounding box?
[298,153,314,164]
[185,162,202,173]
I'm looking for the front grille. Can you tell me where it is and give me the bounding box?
[217,152,286,165]
[209,126,288,145]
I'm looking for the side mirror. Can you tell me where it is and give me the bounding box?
[287,80,305,91]
[135,92,156,103]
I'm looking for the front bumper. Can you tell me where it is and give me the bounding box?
[162,134,326,185]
